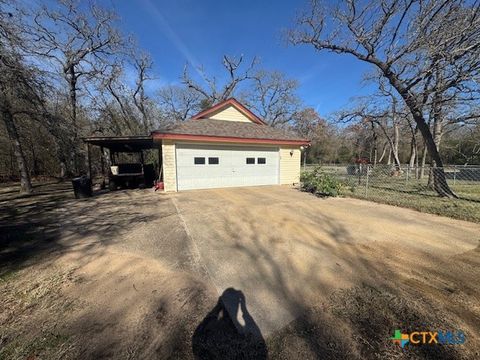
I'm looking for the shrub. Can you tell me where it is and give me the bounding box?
[300,166,343,197]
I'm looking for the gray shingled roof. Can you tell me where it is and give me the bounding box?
[153,119,306,141]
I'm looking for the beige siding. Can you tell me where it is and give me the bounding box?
[205,105,252,122]
[161,140,177,192]
[279,146,301,184]
[162,140,301,191]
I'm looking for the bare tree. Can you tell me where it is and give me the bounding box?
[132,52,154,132]
[0,58,34,193]
[444,125,480,165]
[293,108,323,138]
[292,108,341,163]
[157,85,201,122]
[91,52,159,134]
[0,0,43,192]
[182,56,302,126]
[182,55,258,106]
[0,0,162,182]
[99,63,139,134]
[31,0,122,173]
[337,94,407,171]
[291,0,480,197]
[241,70,301,127]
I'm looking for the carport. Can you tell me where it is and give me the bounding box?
[83,135,161,190]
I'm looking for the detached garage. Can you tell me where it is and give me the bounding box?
[152,99,309,192]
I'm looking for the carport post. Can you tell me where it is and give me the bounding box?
[100,146,105,189]
[85,142,92,178]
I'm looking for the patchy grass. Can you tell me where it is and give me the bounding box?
[302,167,480,223]
[346,186,480,223]
[0,264,78,360]
[269,284,478,360]
[0,332,71,360]
[0,269,19,283]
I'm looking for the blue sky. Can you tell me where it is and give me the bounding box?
[103,0,377,117]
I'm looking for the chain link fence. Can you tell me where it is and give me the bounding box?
[303,164,480,223]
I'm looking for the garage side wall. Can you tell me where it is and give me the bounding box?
[279,147,301,184]
[162,140,177,192]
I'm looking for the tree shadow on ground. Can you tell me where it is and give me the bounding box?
[0,181,164,276]
[203,195,479,359]
[192,287,267,360]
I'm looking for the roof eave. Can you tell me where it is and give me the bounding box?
[152,132,310,146]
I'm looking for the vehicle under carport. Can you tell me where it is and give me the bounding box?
[83,135,161,190]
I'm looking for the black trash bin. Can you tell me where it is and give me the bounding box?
[72,176,93,199]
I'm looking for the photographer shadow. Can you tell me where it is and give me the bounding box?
[192,287,267,359]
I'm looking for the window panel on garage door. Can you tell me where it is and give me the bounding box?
[175,144,279,190]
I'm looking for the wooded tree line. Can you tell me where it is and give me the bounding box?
[292,0,480,197]
[1,0,479,197]
[0,0,305,192]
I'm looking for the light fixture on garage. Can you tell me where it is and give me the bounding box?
[290,150,294,156]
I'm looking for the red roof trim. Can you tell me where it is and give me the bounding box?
[152,132,309,146]
[191,98,267,125]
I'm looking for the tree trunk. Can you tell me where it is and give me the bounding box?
[408,126,418,177]
[133,86,150,133]
[67,65,80,174]
[370,122,378,167]
[427,163,434,188]
[391,99,401,171]
[376,120,401,170]
[69,66,78,139]
[428,93,445,189]
[9,147,15,177]
[51,126,70,179]
[393,122,400,164]
[413,114,453,197]
[378,142,388,163]
[414,144,419,179]
[108,83,136,134]
[419,141,428,179]
[384,72,456,197]
[2,109,33,193]
[59,160,67,178]
[432,114,443,155]
[30,140,38,176]
[408,139,416,167]
[408,126,417,168]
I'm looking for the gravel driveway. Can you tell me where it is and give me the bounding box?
[170,186,480,336]
[2,183,479,359]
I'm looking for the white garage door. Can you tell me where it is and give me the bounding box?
[175,144,279,190]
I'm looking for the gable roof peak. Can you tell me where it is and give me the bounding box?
[191,98,266,125]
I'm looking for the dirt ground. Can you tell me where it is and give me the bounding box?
[1,182,479,359]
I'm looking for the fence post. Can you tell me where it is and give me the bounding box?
[406,164,410,184]
[365,164,369,197]
[453,165,457,185]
